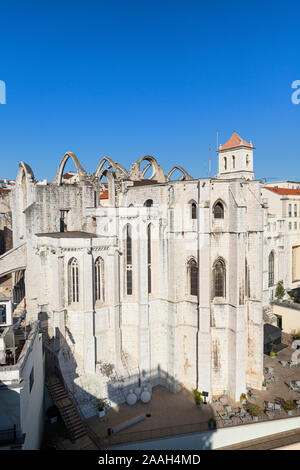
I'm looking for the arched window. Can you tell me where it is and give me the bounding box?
[191,202,197,219]
[94,257,104,302]
[232,155,235,169]
[68,258,79,303]
[224,157,227,170]
[268,251,274,287]
[213,201,224,219]
[213,259,226,298]
[188,259,198,296]
[144,199,153,207]
[147,224,152,294]
[245,259,250,298]
[126,224,133,295]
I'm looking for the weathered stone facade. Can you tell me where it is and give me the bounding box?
[1,134,264,417]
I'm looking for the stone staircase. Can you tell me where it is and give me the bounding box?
[46,375,88,442]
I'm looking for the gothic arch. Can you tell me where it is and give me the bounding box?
[54,152,87,185]
[94,157,128,179]
[167,165,193,181]
[97,167,116,207]
[130,155,166,182]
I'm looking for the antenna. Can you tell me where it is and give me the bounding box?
[209,144,211,177]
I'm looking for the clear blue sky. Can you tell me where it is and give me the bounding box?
[0,0,299,181]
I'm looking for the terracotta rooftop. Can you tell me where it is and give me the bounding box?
[219,132,253,151]
[264,187,300,196]
[0,189,11,194]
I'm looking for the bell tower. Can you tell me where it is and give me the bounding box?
[217,132,255,180]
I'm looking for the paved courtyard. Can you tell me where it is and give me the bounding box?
[85,346,300,447]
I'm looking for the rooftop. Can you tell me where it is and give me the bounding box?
[264,187,300,196]
[35,231,99,239]
[218,132,253,151]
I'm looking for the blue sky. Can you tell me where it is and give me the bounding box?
[0,0,299,181]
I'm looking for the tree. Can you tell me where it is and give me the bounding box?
[275,280,285,300]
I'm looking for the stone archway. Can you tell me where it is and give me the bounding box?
[54,152,88,185]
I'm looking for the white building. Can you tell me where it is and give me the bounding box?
[0,318,44,450]
[262,184,300,303]
[0,132,264,418]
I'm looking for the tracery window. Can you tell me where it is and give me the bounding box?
[94,257,104,302]
[69,257,79,303]
[188,259,198,296]
[191,202,197,219]
[213,201,224,219]
[213,259,226,298]
[126,224,133,295]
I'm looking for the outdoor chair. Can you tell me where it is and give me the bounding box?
[224,405,234,417]
[266,402,275,410]
[279,361,287,366]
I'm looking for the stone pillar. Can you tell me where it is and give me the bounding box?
[138,222,150,381]
[197,193,212,398]
[83,248,95,374]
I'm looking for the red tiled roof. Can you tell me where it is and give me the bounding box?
[0,189,11,194]
[219,132,253,151]
[100,189,109,199]
[264,187,300,196]
[62,172,75,179]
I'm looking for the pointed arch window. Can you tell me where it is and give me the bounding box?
[232,155,235,169]
[144,199,153,207]
[147,224,152,294]
[191,202,197,220]
[213,201,224,219]
[94,257,105,302]
[268,251,274,287]
[69,257,79,303]
[213,259,226,298]
[188,259,198,296]
[126,224,133,295]
[224,157,227,170]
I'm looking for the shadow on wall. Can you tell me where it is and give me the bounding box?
[43,326,216,450]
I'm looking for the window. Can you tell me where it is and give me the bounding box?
[69,258,79,303]
[60,210,69,232]
[295,204,298,217]
[213,259,226,298]
[144,199,153,207]
[245,259,250,298]
[289,204,292,217]
[224,157,227,170]
[29,367,34,393]
[191,202,197,220]
[232,155,235,169]
[188,259,198,296]
[0,304,6,324]
[289,222,292,230]
[246,154,249,167]
[295,222,297,230]
[126,225,133,295]
[94,257,104,302]
[213,201,224,219]
[147,224,152,294]
[268,251,274,287]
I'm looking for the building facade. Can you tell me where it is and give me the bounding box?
[0,133,264,417]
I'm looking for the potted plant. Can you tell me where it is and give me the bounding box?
[247,404,262,422]
[94,398,110,418]
[262,381,267,391]
[240,393,248,405]
[208,417,216,429]
[46,405,59,424]
[275,280,285,302]
[193,389,204,408]
[283,400,296,416]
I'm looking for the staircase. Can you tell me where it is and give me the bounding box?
[46,376,88,443]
